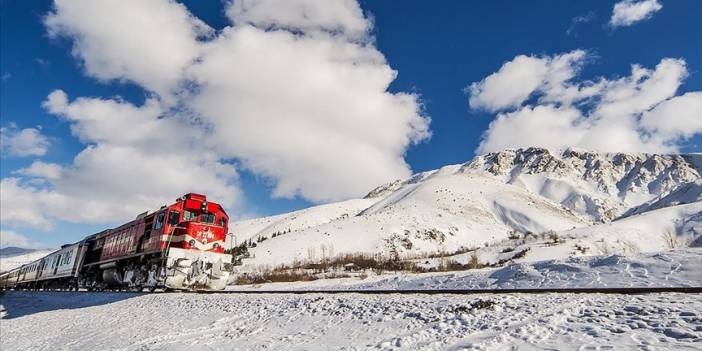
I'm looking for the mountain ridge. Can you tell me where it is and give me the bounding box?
[231,148,701,269]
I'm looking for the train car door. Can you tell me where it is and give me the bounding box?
[53,254,62,275]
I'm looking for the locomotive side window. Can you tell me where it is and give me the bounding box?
[154,212,165,230]
[218,218,226,226]
[168,211,180,225]
[201,213,215,224]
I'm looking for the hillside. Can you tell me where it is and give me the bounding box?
[230,148,701,270]
[0,248,55,273]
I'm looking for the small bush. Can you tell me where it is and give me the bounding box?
[662,230,680,249]
[468,252,481,269]
[507,230,521,240]
[235,270,317,285]
[574,243,589,254]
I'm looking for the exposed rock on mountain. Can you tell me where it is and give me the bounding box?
[231,148,701,268]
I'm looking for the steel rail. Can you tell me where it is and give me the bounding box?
[2,286,701,295]
[208,287,702,294]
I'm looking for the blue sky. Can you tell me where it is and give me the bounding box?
[1,0,701,248]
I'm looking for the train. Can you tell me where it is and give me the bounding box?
[0,193,233,292]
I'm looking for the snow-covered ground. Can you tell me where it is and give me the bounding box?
[226,249,702,291]
[2,291,701,350]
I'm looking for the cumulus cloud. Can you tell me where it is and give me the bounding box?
[0,230,38,249]
[0,178,56,230]
[187,14,429,202]
[468,50,588,112]
[640,92,702,141]
[2,90,240,230]
[0,124,51,157]
[469,51,702,154]
[41,0,428,203]
[610,0,662,28]
[16,161,64,180]
[226,0,370,40]
[45,0,212,100]
[1,0,428,229]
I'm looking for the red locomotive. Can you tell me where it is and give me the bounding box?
[0,193,233,291]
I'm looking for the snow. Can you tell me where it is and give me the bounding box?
[2,291,701,350]
[224,248,702,291]
[3,148,700,349]
[0,249,55,273]
[566,202,702,254]
[233,172,589,269]
[626,179,702,216]
[229,148,701,271]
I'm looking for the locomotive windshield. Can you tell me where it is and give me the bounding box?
[183,210,197,221]
[182,210,220,225]
[201,213,216,224]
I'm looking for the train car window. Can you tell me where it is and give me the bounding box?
[218,217,226,227]
[184,210,197,222]
[154,212,165,230]
[201,213,216,224]
[168,211,180,225]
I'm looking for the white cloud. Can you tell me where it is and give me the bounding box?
[3,0,429,230]
[187,18,429,202]
[40,0,429,208]
[0,124,51,157]
[0,178,56,230]
[477,105,586,153]
[16,161,64,180]
[0,230,38,249]
[566,11,595,36]
[641,92,702,141]
[45,0,212,100]
[468,50,588,112]
[226,0,370,40]
[610,0,662,28]
[469,51,701,154]
[1,90,241,230]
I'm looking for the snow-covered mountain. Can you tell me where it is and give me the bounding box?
[465,148,700,222]
[231,148,701,268]
[0,248,55,273]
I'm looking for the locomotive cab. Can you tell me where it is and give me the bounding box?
[159,193,232,290]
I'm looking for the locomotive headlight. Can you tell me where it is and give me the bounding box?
[189,239,196,246]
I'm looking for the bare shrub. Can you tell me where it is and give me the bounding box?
[468,251,481,269]
[662,230,680,249]
[573,243,590,255]
[507,230,521,240]
[544,230,563,245]
[235,270,317,285]
[595,240,611,255]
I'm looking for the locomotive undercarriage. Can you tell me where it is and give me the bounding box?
[79,253,164,292]
[79,249,231,292]
[7,250,232,292]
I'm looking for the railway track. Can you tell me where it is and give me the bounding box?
[3,286,701,295]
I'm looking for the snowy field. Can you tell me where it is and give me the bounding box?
[226,249,702,291]
[2,291,701,350]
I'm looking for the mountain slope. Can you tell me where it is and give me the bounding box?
[464,148,701,222]
[0,248,55,273]
[230,148,701,269]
